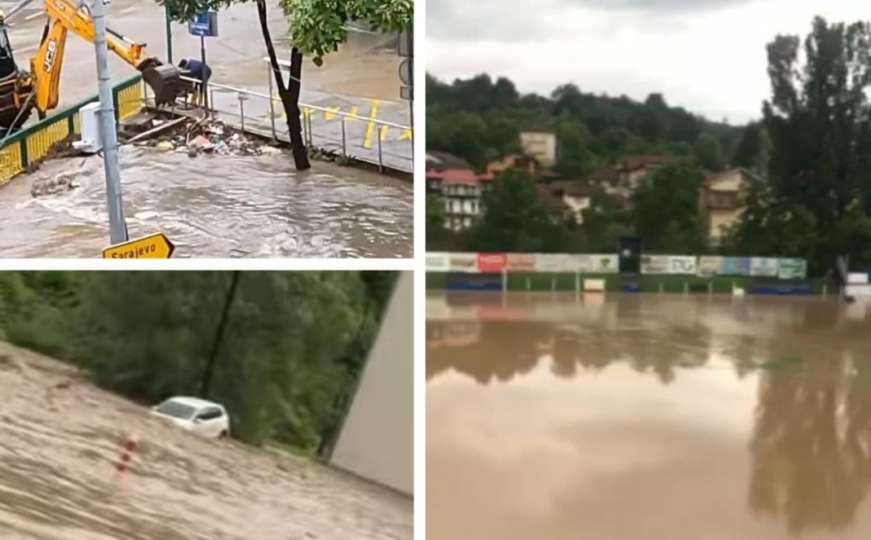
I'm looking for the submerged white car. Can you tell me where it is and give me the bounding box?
[150,396,230,439]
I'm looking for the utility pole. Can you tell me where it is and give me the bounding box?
[200,271,241,398]
[91,0,128,244]
[165,6,173,64]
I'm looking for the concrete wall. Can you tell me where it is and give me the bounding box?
[330,272,413,495]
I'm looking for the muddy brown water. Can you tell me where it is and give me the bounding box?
[427,292,871,540]
[0,146,412,257]
[0,342,412,540]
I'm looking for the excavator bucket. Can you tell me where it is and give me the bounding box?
[139,61,185,107]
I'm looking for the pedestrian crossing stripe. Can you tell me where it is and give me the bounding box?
[259,100,412,144]
[398,129,413,141]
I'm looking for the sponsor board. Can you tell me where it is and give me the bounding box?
[589,254,619,274]
[698,256,722,277]
[722,257,752,276]
[751,257,779,277]
[448,253,478,273]
[535,254,584,273]
[641,255,670,274]
[506,253,536,271]
[668,256,697,275]
[477,253,507,273]
[778,258,808,280]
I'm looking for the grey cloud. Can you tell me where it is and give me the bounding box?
[428,0,763,41]
[427,0,561,41]
[574,0,762,12]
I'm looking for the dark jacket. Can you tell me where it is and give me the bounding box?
[182,59,212,83]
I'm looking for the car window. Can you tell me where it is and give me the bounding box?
[156,400,197,420]
[197,407,223,421]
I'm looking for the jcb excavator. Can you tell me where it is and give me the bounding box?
[0,0,183,133]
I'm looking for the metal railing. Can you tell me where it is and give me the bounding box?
[143,73,412,173]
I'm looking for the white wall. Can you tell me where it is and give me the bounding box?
[330,272,413,495]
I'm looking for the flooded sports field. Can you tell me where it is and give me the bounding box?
[427,292,871,540]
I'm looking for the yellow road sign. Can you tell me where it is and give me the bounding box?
[102,233,175,259]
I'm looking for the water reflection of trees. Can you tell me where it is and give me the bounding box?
[426,319,715,385]
[427,297,871,535]
[749,350,871,535]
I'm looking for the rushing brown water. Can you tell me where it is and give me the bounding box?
[0,342,412,540]
[0,147,412,257]
[427,292,871,540]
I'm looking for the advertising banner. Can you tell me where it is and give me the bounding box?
[778,258,808,279]
[535,254,581,273]
[751,257,779,277]
[641,255,670,274]
[477,253,507,273]
[698,256,722,277]
[506,253,536,271]
[426,252,450,272]
[668,256,697,275]
[721,257,752,276]
[449,253,478,273]
[589,254,619,274]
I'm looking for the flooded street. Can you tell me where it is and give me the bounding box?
[0,342,412,540]
[427,292,871,540]
[0,147,412,257]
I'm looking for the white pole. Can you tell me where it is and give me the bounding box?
[92,0,127,244]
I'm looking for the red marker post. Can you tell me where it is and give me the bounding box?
[112,434,139,488]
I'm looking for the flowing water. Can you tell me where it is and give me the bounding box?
[427,292,871,540]
[0,147,412,257]
[0,342,412,540]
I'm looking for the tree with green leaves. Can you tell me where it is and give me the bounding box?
[159,0,412,171]
[633,162,707,253]
[693,132,726,171]
[470,169,564,252]
[761,17,871,267]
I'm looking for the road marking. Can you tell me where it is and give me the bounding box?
[380,125,389,141]
[324,106,341,121]
[398,129,413,141]
[363,99,380,149]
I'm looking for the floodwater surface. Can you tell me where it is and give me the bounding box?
[0,147,412,257]
[427,292,871,540]
[0,342,412,540]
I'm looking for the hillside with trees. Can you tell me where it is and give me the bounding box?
[426,73,748,173]
[0,271,395,455]
[427,17,871,273]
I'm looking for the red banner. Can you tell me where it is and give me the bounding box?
[477,252,507,273]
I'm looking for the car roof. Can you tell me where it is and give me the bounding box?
[161,396,225,410]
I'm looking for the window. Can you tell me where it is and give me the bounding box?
[197,407,223,421]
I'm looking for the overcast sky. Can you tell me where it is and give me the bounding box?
[427,0,871,124]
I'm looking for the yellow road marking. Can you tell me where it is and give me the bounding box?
[398,129,413,141]
[324,106,341,121]
[362,100,380,149]
[380,125,389,141]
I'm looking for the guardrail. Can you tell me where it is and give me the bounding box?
[143,73,412,173]
[0,74,142,186]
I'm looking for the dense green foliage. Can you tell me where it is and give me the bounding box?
[0,271,395,453]
[427,73,743,172]
[430,163,707,256]
[726,17,871,270]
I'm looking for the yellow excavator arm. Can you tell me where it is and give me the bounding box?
[32,0,155,115]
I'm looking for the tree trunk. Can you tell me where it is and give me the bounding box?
[255,0,311,170]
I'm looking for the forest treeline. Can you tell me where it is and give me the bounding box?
[0,271,396,454]
[427,17,871,272]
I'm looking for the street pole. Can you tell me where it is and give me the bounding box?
[165,6,173,64]
[91,0,128,244]
[200,35,208,111]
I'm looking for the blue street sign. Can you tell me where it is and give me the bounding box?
[189,12,218,37]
